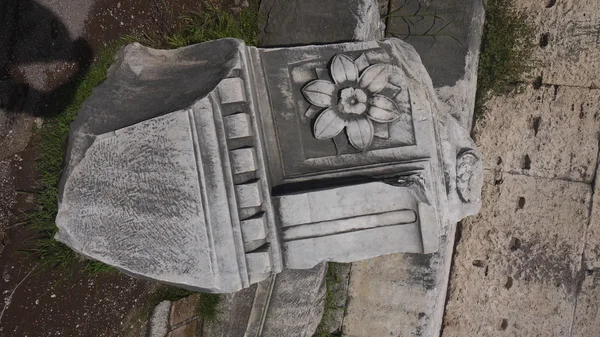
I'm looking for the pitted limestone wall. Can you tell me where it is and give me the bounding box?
[443,0,600,335]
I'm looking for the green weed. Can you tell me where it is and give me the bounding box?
[313,263,345,337]
[475,0,535,116]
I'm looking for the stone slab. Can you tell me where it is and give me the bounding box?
[442,172,591,336]
[150,300,171,337]
[571,270,600,337]
[516,0,600,88]
[474,85,600,183]
[202,285,257,337]
[258,0,384,47]
[168,319,199,337]
[344,253,436,337]
[170,294,200,327]
[386,0,484,130]
[259,264,327,337]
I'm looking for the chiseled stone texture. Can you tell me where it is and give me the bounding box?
[442,172,591,336]
[516,0,600,87]
[474,85,600,183]
[260,264,327,337]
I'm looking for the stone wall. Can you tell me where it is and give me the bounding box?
[442,0,600,335]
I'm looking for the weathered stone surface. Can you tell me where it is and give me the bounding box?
[168,319,199,337]
[581,145,600,269]
[573,157,600,336]
[474,85,600,183]
[516,0,600,87]
[246,5,385,336]
[170,294,200,327]
[259,264,327,337]
[387,0,485,131]
[150,300,171,337]
[571,271,600,337]
[258,0,384,47]
[443,172,591,336]
[344,253,436,337]
[55,37,482,296]
[202,285,257,337]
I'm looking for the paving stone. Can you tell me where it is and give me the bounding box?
[168,319,200,337]
[170,294,200,327]
[344,253,433,337]
[442,172,591,337]
[202,285,257,337]
[516,0,600,87]
[584,169,600,269]
[258,0,384,47]
[571,270,600,337]
[386,0,485,130]
[150,300,171,337]
[474,85,600,183]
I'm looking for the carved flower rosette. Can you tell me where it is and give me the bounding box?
[301,54,410,151]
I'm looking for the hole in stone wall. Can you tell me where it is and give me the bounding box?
[539,33,549,47]
[472,259,485,267]
[509,237,521,251]
[517,197,526,209]
[500,319,508,331]
[522,154,532,170]
[532,117,541,136]
[533,76,543,89]
[545,0,556,8]
[497,156,503,165]
[587,269,594,276]
[504,276,513,289]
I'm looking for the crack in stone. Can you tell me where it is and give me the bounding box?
[569,138,600,337]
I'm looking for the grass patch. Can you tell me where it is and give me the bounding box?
[126,3,261,49]
[313,263,345,337]
[475,0,535,116]
[28,2,260,274]
[30,41,126,273]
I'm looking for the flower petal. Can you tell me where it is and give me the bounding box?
[354,53,370,72]
[340,87,354,99]
[358,64,389,94]
[346,117,374,150]
[367,95,400,123]
[355,89,367,103]
[314,108,346,139]
[331,54,359,85]
[352,102,367,115]
[302,80,336,107]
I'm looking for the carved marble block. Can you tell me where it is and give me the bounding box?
[55,38,482,293]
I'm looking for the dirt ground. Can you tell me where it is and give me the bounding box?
[0,0,234,335]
